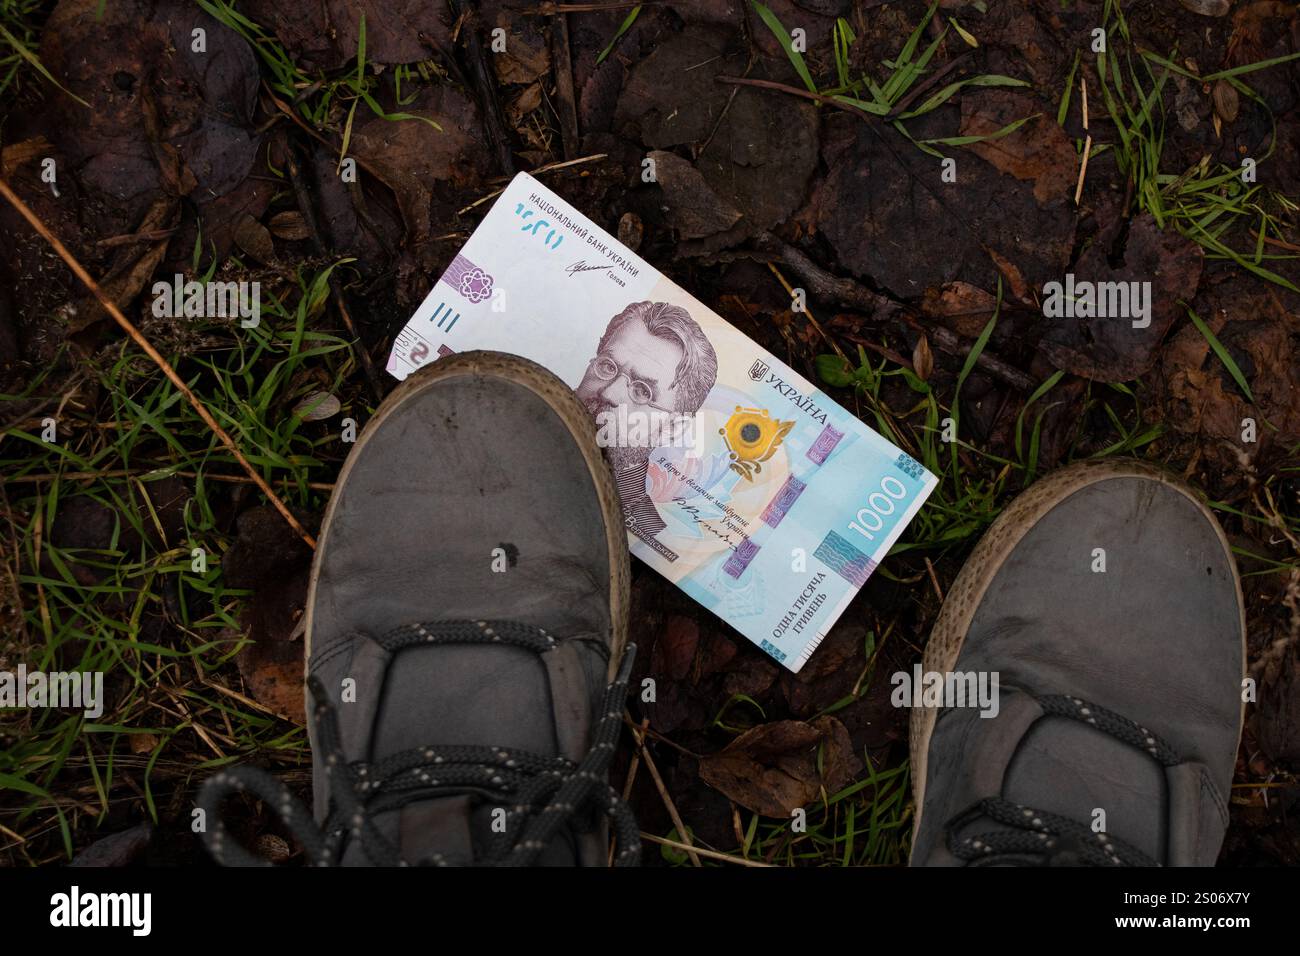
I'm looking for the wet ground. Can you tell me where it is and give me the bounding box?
[1,0,1298,865]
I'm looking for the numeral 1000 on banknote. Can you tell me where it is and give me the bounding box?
[847,475,911,542]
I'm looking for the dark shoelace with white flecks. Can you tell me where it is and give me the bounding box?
[198,620,640,867]
[945,694,1181,866]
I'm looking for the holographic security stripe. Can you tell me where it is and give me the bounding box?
[723,538,761,579]
[759,474,807,528]
[813,530,876,588]
[806,424,845,465]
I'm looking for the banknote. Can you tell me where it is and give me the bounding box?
[387,172,937,672]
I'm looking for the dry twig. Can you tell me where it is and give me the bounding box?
[0,177,317,549]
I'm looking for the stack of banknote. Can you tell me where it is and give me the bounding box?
[387,172,936,673]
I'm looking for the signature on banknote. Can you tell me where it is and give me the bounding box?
[565,260,611,277]
[672,498,744,549]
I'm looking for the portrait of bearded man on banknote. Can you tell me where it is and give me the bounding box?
[576,301,719,539]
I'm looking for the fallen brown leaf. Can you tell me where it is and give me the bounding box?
[699,715,861,817]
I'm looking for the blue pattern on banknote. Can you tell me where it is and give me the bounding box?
[894,452,924,481]
[814,530,877,588]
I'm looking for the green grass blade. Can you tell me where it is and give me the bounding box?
[1057,50,1081,125]
[883,26,948,105]
[750,0,817,93]
[1185,306,1254,402]
[899,74,1028,119]
[1202,50,1300,82]
[920,112,1037,147]
[0,21,90,108]
[596,4,642,65]
[832,93,891,116]
[0,772,73,857]
[1014,369,1064,463]
[949,282,1000,485]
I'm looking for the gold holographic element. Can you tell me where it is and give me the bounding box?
[720,406,794,480]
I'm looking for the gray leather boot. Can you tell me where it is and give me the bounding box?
[909,460,1245,866]
[201,351,639,866]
